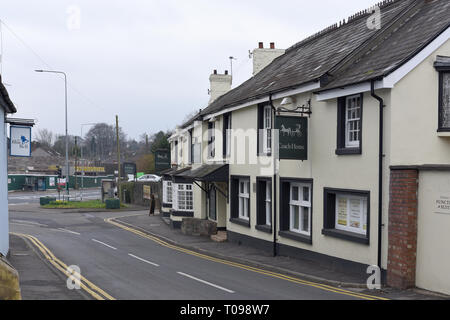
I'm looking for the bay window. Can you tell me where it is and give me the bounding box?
[163,180,173,205]
[173,183,194,212]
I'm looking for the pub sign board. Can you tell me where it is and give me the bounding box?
[10,125,32,157]
[123,162,137,176]
[275,116,308,160]
[155,149,171,172]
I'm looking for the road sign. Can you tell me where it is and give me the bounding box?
[10,126,32,157]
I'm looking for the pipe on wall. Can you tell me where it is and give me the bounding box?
[371,80,385,271]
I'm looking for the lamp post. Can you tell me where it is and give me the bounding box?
[35,70,70,196]
[80,123,98,201]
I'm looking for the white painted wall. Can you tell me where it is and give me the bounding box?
[416,171,450,295]
[390,39,450,165]
[0,106,9,256]
[224,90,391,268]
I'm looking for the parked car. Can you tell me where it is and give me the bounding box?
[137,174,161,182]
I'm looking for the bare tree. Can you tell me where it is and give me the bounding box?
[36,128,54,147]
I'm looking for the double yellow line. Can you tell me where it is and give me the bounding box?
[105,217,389,301]
[11,232,115,301]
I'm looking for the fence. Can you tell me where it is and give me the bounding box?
[122,181,162,210]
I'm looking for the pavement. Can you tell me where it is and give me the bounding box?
[7,203,450,300]
[8,234,91,300]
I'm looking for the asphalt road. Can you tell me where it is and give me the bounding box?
[9,207,375,300]
[8,189,101,205]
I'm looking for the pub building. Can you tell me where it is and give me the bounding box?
[165,0,450,295]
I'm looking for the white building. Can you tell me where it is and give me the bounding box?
[0,77,17,257]
[167,0,450,295]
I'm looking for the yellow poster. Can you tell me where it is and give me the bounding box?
[337,197,347,226]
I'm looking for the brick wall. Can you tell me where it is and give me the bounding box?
[387,169,419,289]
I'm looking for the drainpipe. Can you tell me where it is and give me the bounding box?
[371,80,384,270]
[269,94,277,257]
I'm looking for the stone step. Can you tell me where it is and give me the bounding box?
[211,231,227,243]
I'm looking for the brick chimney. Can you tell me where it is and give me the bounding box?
[209,70,232,104]
[252,42,285,76]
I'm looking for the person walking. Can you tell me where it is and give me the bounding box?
[149,193,155,216]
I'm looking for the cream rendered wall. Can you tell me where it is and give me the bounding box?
[390,39,450,165]
[191,123,207,220]
[416,171,450,295]
[226,89,391,267]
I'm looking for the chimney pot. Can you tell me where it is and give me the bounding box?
[258,42,264,49]
[225,70,228,75]
[213,70,217,75]
[270,42,275,49]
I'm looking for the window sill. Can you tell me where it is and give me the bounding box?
[279,231,312,245]
[437,130,450,137]
[230,218,251,228]
[255,225,272,234]
[322,228,369,245]
[336,148,361,156]
[170,210,194,217]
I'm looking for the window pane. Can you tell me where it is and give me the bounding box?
[293,206,300,230]
[292,186,299,201]
[303,187,310,202]
[441,73,450,128]
[301,207,309,233]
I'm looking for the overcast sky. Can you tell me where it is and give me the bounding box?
[0,0,379,141]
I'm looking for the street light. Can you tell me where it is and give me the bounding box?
[35,69,70,196]
[80,123,99,201]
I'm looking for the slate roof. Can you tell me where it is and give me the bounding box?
[320,0,450,90]
[194,0,449,119]
[0,76,17,113]
[176,164,229,183]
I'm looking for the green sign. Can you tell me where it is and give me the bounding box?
[275,116,308,160]
[155,149,171,172]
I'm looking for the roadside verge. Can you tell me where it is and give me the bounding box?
[0,255,21,300]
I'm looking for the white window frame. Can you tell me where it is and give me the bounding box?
[163,180,173,204]
[208,122,215,159]
[225,115,232,158]
[265,182,272,226]
[289,183,311,236]
[263,105,272,154]
[238,179,250,221]
[175,183,194,212]
[345,95,361,148]
[335,194,367,235]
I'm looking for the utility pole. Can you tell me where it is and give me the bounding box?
[116,115,122,203]
[74,136,78,191]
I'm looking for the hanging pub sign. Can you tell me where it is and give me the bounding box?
[155,149,171,172]
[10,125,32,157]
[275,116,308,160]
[123,162,137,177]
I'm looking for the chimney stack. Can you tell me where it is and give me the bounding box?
[252,41,285,76]
[209,70,232,105]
